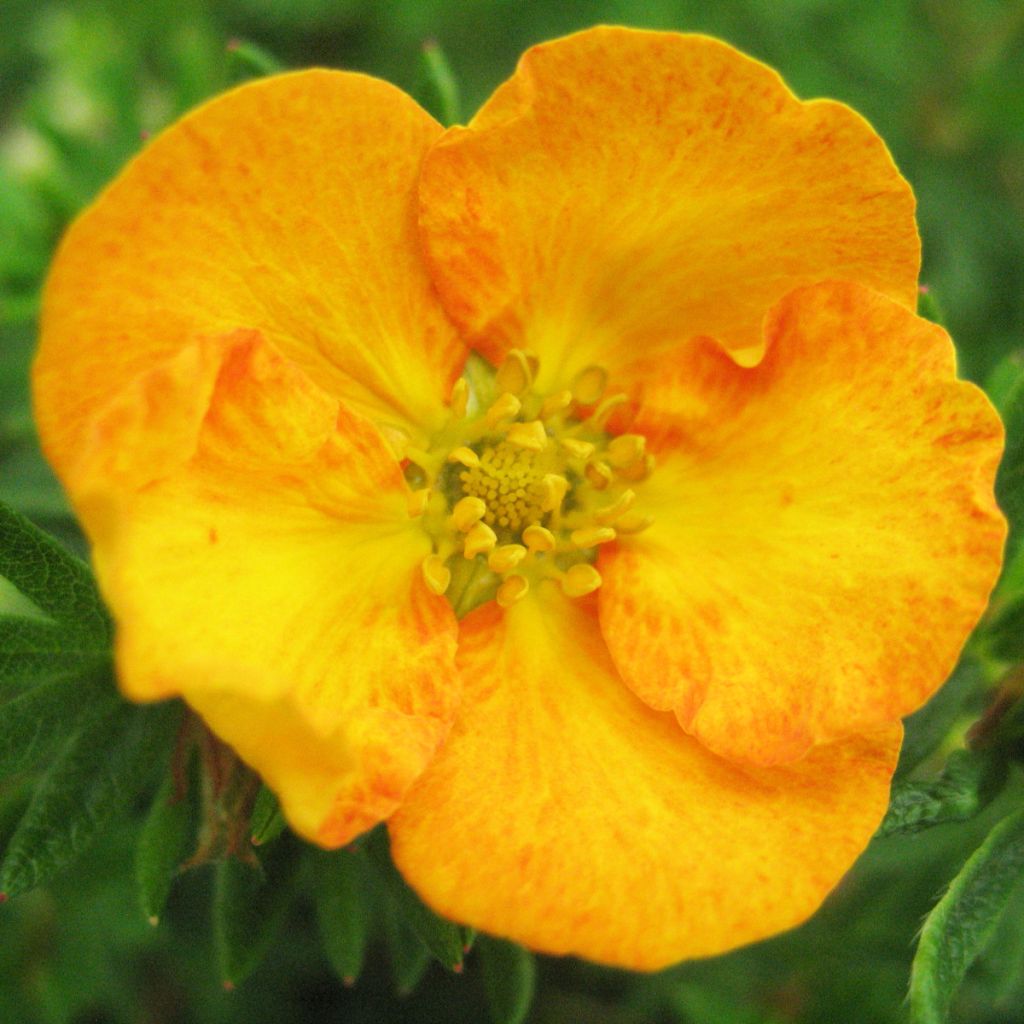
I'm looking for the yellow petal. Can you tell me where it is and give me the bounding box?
[79,333,459,846]
[390,586,900,969]
[37,69,464,479]
[419,27,918,391]
[599,282,1005,765]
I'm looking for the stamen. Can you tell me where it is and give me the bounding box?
[495,349,533,395]
[618,452,656,482]
[587,393,629,431]
[421,554,451,596]
[447,446,480,468]
[559,438,595,461]
[538,474,569,513]
[450,496,487,532]
[488,544,527,574]
[522,524,556,552]
[595,488,636,524]
[585,461,613,490]
[485,393,521,428]
[561,563,602,598]
[606,434,646,469]
[449,379,469,419]
[464,521,498,558]
[615,511,655,535]
[570,526,617,548]
[540,390,573,420]
[407,488,431,518]
[572,365,607,406]
[496,574,529,608]
[505,420,547,451]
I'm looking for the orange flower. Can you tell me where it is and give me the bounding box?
[34,28,1005,969]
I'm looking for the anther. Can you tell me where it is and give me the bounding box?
[570,526,617,548]
[450,496,487,532]
[495,349,533,395]
[606,434,646,469]
[571,365,608,406]
[407,488,431,518]
[488,544,527,574]
[421,554,451,596]
[464,521,498,558]
[447,446,480,468]
[496,574,530,608]
[618,452,656,482]
[585,460,613,490]
[561,563,602,598]
[505,420,547,451]
[540,390,573,420]
[522,524,556,552]
[587,393,629,431]
[449,378,469,419]
[538,474,569,512]
[615,511,655,534]
[485,393,521,428]
[559,438,595,461]
[595,489,636,525]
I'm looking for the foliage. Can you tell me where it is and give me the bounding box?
[2,2,1023,1023]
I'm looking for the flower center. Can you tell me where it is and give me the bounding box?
[404,350,655,616]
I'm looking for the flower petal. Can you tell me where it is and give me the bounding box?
[389,584,900,969]
[37,69,464,473]
[78,332,458,846]
[599,281,1005,765]
[419,26,919,389]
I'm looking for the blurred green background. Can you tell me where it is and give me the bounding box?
[2,1,1023,1022]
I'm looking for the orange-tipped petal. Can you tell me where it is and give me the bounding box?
[36,69,464,475]
[78,332,459,846]
[419,26,919,391]
[599,282,1005,765]
[389,585,901,970]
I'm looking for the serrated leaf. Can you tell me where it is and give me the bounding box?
[314,847,374,986]
[365,827,464,971]
[896,658,983,780]
[249,784,286,846]
[416,39,462,127]
[136,773,193,925]
[0,700,176,898]
[479,935,536,1024]
[0,666,112,775]
[0,500,109,644]
[909,807,1024,1024]
[878,749,1007,838]
[213,838,301,988]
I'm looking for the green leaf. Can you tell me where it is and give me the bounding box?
[909,807,1024,1024]
[878,749,1007,838]
[213,838,302,988]
[416,39,462,127]
[0,667,112,775]
[479,935,537,1024]
[994,357,1024,568]
[0,615,110,692]
[249,784,286,846]
[986,590,1024,662]
[896,657,984,780]
[135,772,193,925]
[916,286,946,328]
[314,847,374,986]
[0,700,176,899]
[225,38,285,83]
[0,499,110,643]
[365,826,465,971]
[380,877,432,997]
